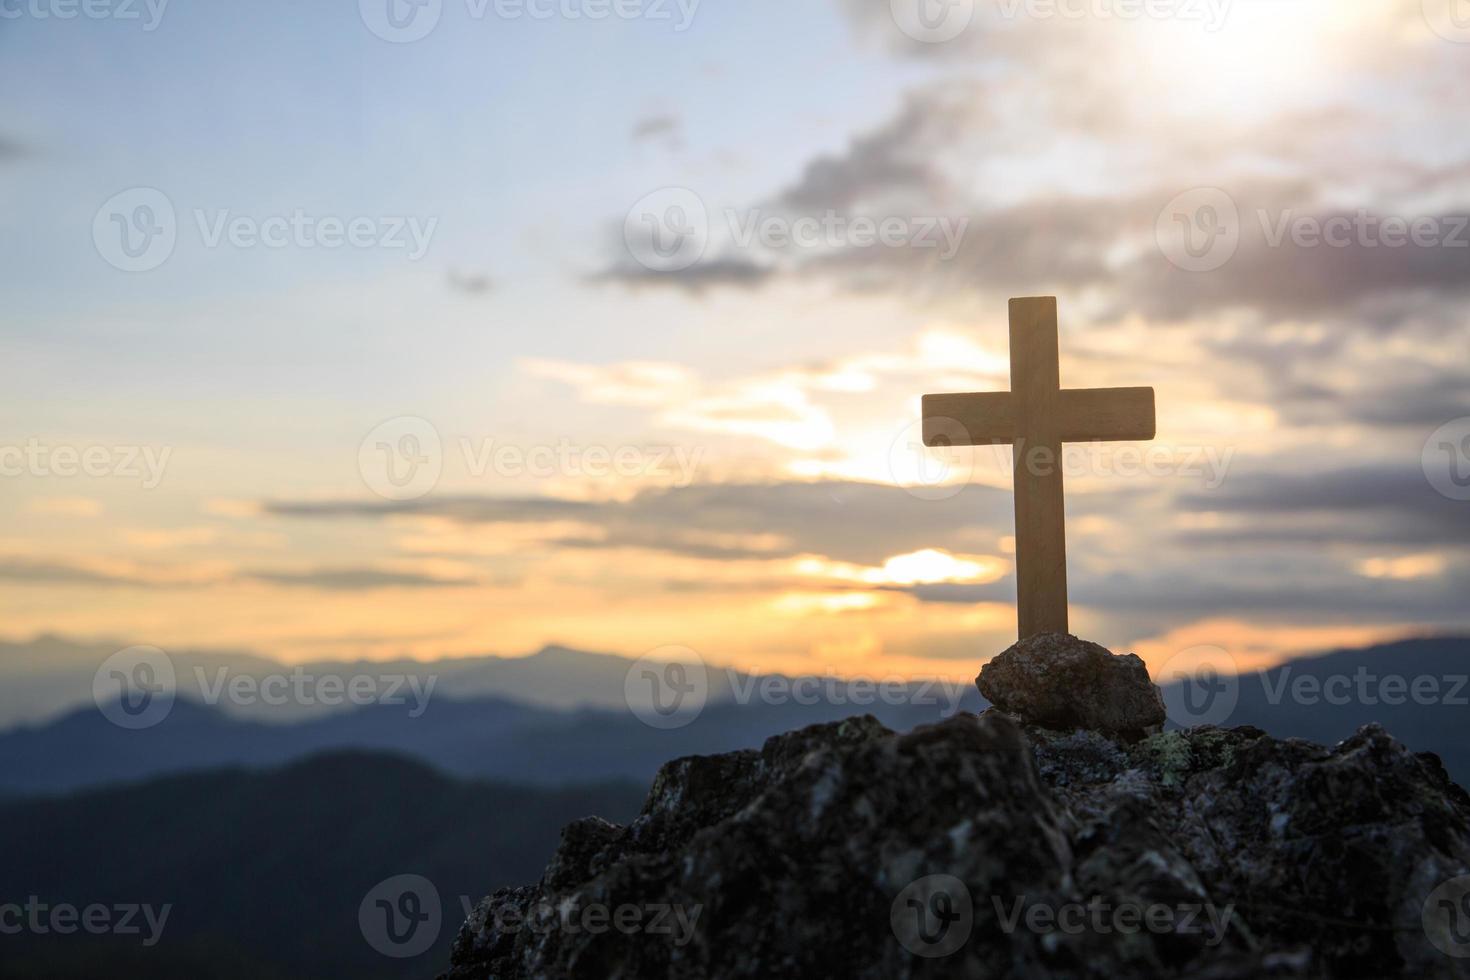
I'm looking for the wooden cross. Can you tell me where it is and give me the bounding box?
[922,297,1156,639]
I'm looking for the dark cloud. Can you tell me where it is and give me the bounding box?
[264,481,1014,566]
[776,91,961,212]
[0,136,30,162]
[631,114,681,147]
[591,76,1470,329]
[1177,465,1470,547]
[0,557,484,592]
[589,255,778,293]
[0,559,156,588]
[243,567,481,591]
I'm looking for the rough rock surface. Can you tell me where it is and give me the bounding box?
[443,709,1470,979]
[978,632,1166,736]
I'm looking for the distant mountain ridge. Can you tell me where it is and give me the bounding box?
[2,635,1468,797]
[0,635,762,727]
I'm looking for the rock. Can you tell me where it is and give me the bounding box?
[978,632,1166,736]
[443,712,1470,979]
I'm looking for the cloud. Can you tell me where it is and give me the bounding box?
[589,255,778,293]
[776,90,962,213]
[631,113,681,148]
[264,480,1014,566]
[0,556,481,592]
[243,567,482,591]
[0,136,31,163]
[1177,465,1470,547]
[28,497,102,518]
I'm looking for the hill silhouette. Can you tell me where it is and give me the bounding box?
[0,752,643,980]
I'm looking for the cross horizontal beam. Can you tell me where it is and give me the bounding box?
[921,387,1156,447]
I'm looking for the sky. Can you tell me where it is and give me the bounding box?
[1,0,1468,681]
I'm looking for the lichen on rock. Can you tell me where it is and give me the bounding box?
[443,644,1470,980]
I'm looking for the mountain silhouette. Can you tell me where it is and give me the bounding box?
[3,637,1468,798]
[0,751,643,979]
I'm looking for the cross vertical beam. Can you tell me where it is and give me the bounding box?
[1009,297,1068,638]
[920,296,1156,640]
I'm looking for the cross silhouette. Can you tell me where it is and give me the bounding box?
[922,297,1156,639]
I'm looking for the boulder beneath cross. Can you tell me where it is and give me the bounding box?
[977,632,1166,738]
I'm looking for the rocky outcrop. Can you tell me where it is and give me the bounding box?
[978,632,1166,737]
[444,659,1470,978]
